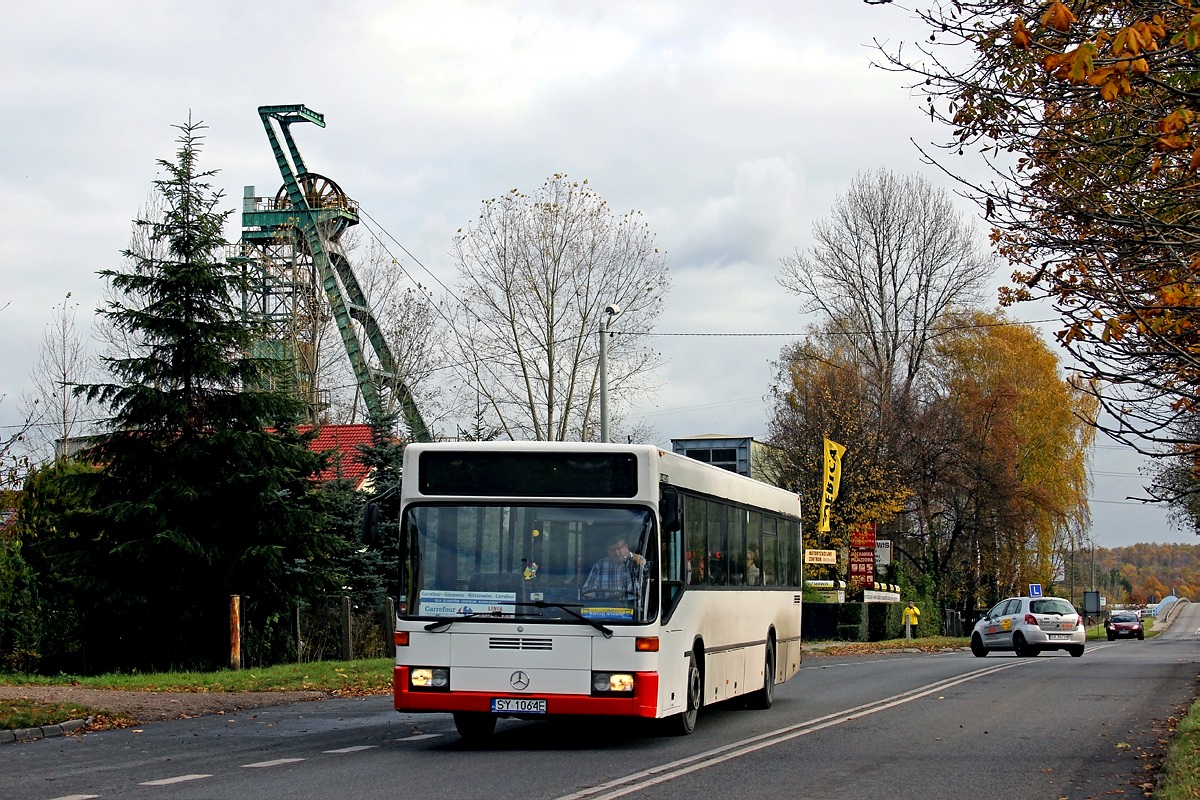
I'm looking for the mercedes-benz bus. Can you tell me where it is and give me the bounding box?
[392,442,803,738]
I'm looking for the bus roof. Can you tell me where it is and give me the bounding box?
[403,441,801,519]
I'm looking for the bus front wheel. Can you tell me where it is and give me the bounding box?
[666,653,702,736]
[453,712,497,741]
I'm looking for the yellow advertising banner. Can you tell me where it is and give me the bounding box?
[805,548,837,565]
[818,437,845,532]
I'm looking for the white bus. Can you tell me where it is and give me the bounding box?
[392,441,804,739]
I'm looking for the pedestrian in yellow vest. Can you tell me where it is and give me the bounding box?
[902,601,921,638]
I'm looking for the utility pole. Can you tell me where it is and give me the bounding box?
[599,303,621,443]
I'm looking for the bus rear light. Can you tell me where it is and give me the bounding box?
[635,637,659,652]
[592,672,635,694]
[394,631,410,647]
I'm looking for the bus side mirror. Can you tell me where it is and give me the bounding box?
[660,490,680,534]
[361,502,380,547]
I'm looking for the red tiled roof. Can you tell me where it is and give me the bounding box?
[299,424,376,489]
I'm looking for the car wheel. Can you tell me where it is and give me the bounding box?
[453,712,497,741]
[1013,631,1035,657]
[1107,633,1115,641]
[1068,645,1084,657]
[1137,633,1144,641]
[970,633,989,657]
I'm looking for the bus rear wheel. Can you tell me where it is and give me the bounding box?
[453,712,497,741]
[746,643,775,710]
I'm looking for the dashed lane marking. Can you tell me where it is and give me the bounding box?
[397,733,442,741]
[242,758,306,768]
[324,745,379,754]
[140,774,212,786]
[48,795,99,800]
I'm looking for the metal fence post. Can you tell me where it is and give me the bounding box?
[341,596,352,661]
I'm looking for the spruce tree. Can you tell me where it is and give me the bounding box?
[72,119,342,671]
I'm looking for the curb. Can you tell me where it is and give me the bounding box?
[2,717,90,745]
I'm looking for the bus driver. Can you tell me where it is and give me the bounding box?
[582,535,647,604]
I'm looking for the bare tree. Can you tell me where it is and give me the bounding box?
[778,169,995,402]
[447,175,669,442]
[18,293,95,464]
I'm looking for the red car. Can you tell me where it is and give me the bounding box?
[1105,612,1144,641]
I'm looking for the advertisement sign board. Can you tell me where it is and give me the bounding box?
[849,523,877,548]
[805,549,837,565]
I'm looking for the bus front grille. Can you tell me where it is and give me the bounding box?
[489,636,554,651]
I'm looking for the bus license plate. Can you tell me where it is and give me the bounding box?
[491,698,546,714]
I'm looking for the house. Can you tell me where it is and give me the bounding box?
[670,434,783,485]
[301,424,378,491]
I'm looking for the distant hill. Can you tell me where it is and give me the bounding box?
[1091,543,1200,604]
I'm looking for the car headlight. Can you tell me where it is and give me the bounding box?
[410,667,450,689]
[592,672,635,694]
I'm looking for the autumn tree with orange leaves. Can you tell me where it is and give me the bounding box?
[872,0,1200,515]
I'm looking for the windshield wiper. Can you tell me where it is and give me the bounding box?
[513,601,614,638]
[424,611,510,632]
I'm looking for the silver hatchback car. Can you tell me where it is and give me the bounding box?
[971,596,1086,658]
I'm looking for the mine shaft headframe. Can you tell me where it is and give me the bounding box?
[258,106,357,230]
[253,104,433,443]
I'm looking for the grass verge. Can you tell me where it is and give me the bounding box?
[1,659,394,731]
[0,658,394,694]
[3,699,108,730]
[1153,696,1200,799]
[811,636,969,655]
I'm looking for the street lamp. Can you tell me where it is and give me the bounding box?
[599,303,621,443]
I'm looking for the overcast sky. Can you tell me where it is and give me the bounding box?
[2,1,1186,549]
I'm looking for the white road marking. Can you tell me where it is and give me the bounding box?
[140,774,212,786]
[324,745,379,753]
[397,733,442,741]
[242,758,306,768]
[557,660,1032,800]
[48,795,100,800]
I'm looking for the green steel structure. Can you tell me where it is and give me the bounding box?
[233,104,432,441]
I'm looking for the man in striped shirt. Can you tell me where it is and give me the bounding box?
[582,536,647,604]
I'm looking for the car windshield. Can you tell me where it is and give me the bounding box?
[401,503,657,625]
[1029,598,1076,615]
[1111,613,1138,623]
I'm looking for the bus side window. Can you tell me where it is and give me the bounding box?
[762,516,778,585]
[706,499,727,585]
[746,510,762,586]
[685,494,706,585]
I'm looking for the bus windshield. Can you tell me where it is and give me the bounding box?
[403,504,657,625]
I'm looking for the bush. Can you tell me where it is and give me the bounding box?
[867,602,902,641]
[836,603,867,641]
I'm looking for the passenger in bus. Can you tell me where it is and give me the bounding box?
[582,535,647,604]
[746,548,761,585]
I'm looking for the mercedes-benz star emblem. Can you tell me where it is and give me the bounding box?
[510,671,530,691]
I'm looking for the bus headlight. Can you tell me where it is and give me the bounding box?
[410,667,450,689]
[592,672,635,694]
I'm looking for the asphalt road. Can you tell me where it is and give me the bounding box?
[5,605,1198,800]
